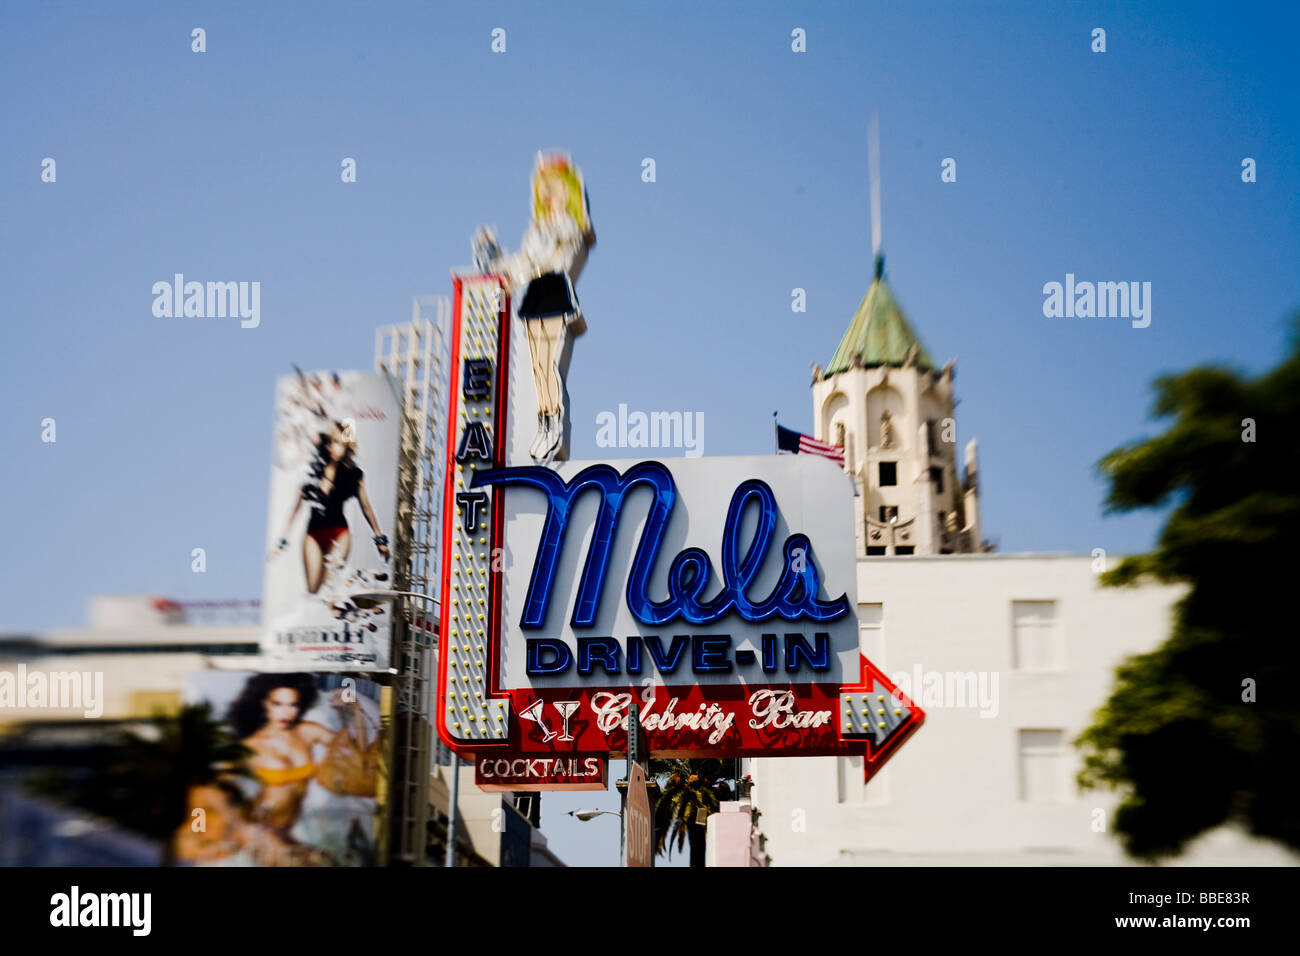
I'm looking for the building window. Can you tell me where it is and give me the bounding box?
[514,794,540,828]
[879,505,899,523]
[866,546,886,556]
[879,461,897,486]
[1012,600,1064,670]
[1018,730,1069,802]
[929,466,944,493]
[894,546,914,555]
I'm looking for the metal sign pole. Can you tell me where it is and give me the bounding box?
[446,751,460,867]
[624,701,653,868]
[624,701,638,868]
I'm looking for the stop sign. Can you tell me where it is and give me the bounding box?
[626,762,652,868]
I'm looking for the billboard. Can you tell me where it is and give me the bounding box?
[261,369,401,671]
[173,671,383,867]
[435,276,923,779]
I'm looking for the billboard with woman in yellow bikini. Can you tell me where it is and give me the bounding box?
[174,671,382,866]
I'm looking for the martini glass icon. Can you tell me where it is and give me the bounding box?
[520,699,556,742]
[553,700,580,741]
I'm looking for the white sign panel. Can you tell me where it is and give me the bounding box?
[494,454,860,690]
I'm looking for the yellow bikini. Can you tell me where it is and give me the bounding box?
[254,762,315,786]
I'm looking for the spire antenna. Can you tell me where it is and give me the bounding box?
[869,111,882,275]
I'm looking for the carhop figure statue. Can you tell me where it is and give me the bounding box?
[471,152,595,464]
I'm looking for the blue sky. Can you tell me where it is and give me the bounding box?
[2,1,1297,866]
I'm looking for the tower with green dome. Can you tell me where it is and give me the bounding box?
[811,255,984,556]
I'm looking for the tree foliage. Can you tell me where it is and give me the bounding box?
[1077,317,1300,859]
[26,703,252,843]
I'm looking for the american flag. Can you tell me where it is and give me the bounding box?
[776,423,845,467]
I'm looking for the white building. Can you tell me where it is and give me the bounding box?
[748,260,1296,867]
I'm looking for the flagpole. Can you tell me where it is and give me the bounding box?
[772,411,778,454]
[869,111,881,264]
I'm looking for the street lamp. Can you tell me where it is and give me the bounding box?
[349,587,456,868]
[567,807,624,865]
[352,588,439,643]
[351,588,433,610]
[570,809,620,822]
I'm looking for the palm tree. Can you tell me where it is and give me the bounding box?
[651,758,727,867]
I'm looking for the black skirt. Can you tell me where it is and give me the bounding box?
[518,271,579,320]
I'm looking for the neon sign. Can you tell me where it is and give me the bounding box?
[435,273,923,781]
[473,463,850,629]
